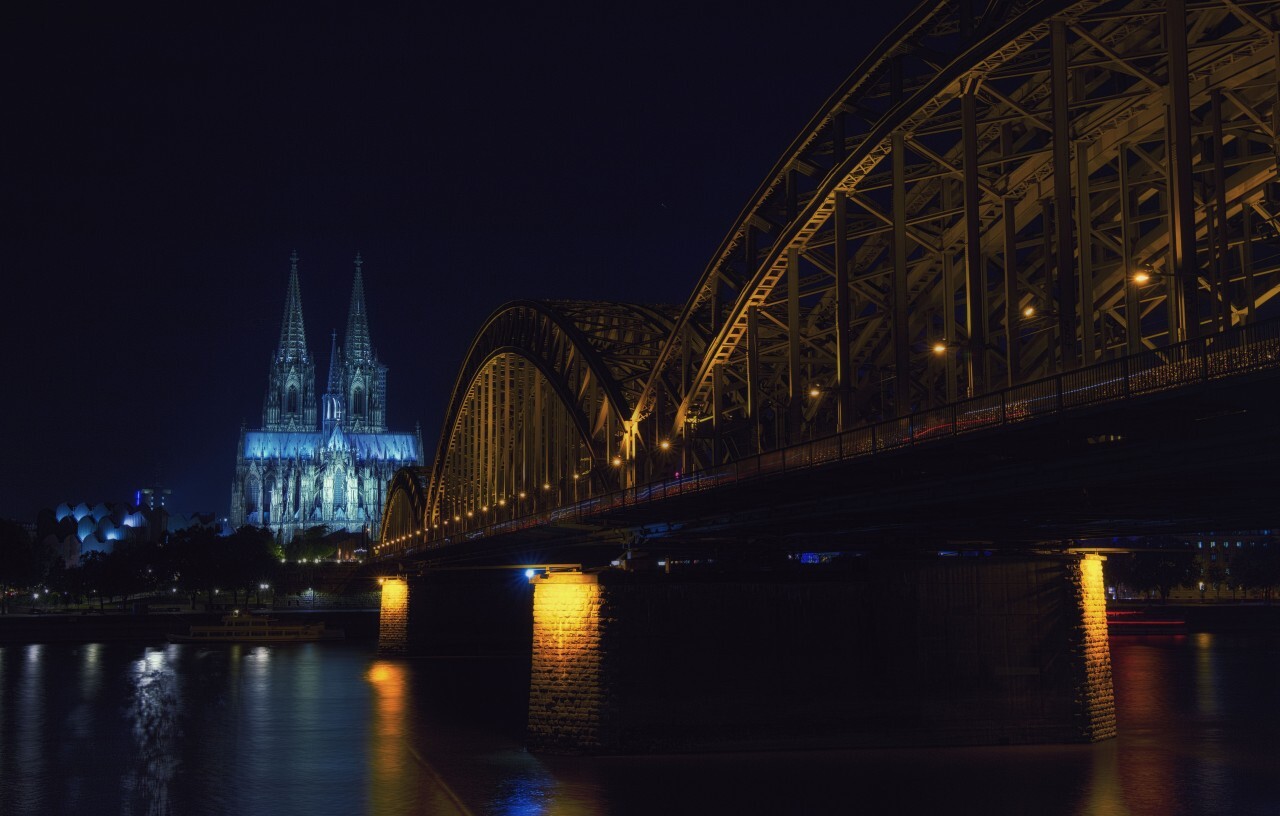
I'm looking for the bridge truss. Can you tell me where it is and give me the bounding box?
[381,0,1280,553]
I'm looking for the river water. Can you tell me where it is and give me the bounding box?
[0,631,1275,815]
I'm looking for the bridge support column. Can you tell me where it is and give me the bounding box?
[527,554,1114,754]
[377,576,409,656]
[376,570,533,657]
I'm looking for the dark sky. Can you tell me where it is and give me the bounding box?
[3,2,896,521]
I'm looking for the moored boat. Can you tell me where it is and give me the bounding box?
[170,610,344,643]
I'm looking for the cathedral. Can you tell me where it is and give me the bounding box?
[229,252,423,543]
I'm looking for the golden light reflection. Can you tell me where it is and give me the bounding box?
[1193,632,1219,716]
[366,660,412,814]
[366,661,472,815]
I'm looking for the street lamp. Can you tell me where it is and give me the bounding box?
[1019,304,1059,322]
[1131,265,1174,285]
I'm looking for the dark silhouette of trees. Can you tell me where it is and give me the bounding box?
[286,525,336,562]
[0,519,36,613]
[1231,544,1280,602]
[55,525,283,610]
[1104,548,1199,601]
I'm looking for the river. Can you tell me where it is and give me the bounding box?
[0,631,1275,815]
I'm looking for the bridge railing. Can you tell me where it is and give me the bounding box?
[410,317,1280,550]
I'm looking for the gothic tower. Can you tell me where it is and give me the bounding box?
[340,253,388,433]
[262,250,318,432]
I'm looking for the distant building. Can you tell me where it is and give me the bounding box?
[39,498,221,567]
[136,486,171,511]
[229,252,423,542]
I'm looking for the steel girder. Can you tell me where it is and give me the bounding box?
[421,300,676,534]
[379,466,430,547]
[621,0,1280,477]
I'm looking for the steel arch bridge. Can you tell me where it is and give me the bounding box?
[381,0,1280,555]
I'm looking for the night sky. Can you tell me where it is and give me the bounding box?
[4,2,896,521]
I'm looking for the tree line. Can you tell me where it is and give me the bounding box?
[0,519,345,613]
[1102,543,1280,602]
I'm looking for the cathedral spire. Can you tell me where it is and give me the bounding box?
[326,330,341,393]
[276,250,310,364]
[344,252,373,364]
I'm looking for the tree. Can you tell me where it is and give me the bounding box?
[1231,543,1280,602]
[0,519,37,614]
[221,527,280,605]
[76,551,109,609]
[1105,549,1198,601]
[287,525,335,562]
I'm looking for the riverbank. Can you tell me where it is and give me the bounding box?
[0,608,381,644]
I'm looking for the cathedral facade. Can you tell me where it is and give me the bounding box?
[229,252,423,543]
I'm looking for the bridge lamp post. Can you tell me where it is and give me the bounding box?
[806,384,849,437]
[1123,263,1178,354]
[930,340,974,402]
[1130,263,1176,287]
[655,440,674,480]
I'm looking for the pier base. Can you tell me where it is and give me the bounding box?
[527,554,1114,754]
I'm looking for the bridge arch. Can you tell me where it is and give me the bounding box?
[378,467,430,550]
[420,300,675,536]
[624,0,1280,473]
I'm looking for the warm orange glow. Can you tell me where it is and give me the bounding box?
[1133,270,1151,284]
[659,440,671,451]
[377,577,409,657]
[1077,556,1116,740]
[366,659,413,811]
[530,573,607,752]
[611,456,622,466]
[932,341,948,354]
[808,386,821,398]
[1022,305,1036,318]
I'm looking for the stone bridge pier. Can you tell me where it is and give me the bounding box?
[379,553,1114,754]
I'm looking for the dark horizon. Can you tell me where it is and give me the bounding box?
[4,3,893,521]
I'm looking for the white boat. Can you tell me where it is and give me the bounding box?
[170,610,343,643]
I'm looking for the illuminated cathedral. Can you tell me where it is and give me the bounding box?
[229,251,423,542]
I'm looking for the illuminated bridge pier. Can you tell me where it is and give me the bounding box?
[376,553,1113,753]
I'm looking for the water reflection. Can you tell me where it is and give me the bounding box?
[124,646,180,815]
[0,634,1275,815]
[15,645,46,812]
[367,660,420,813]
